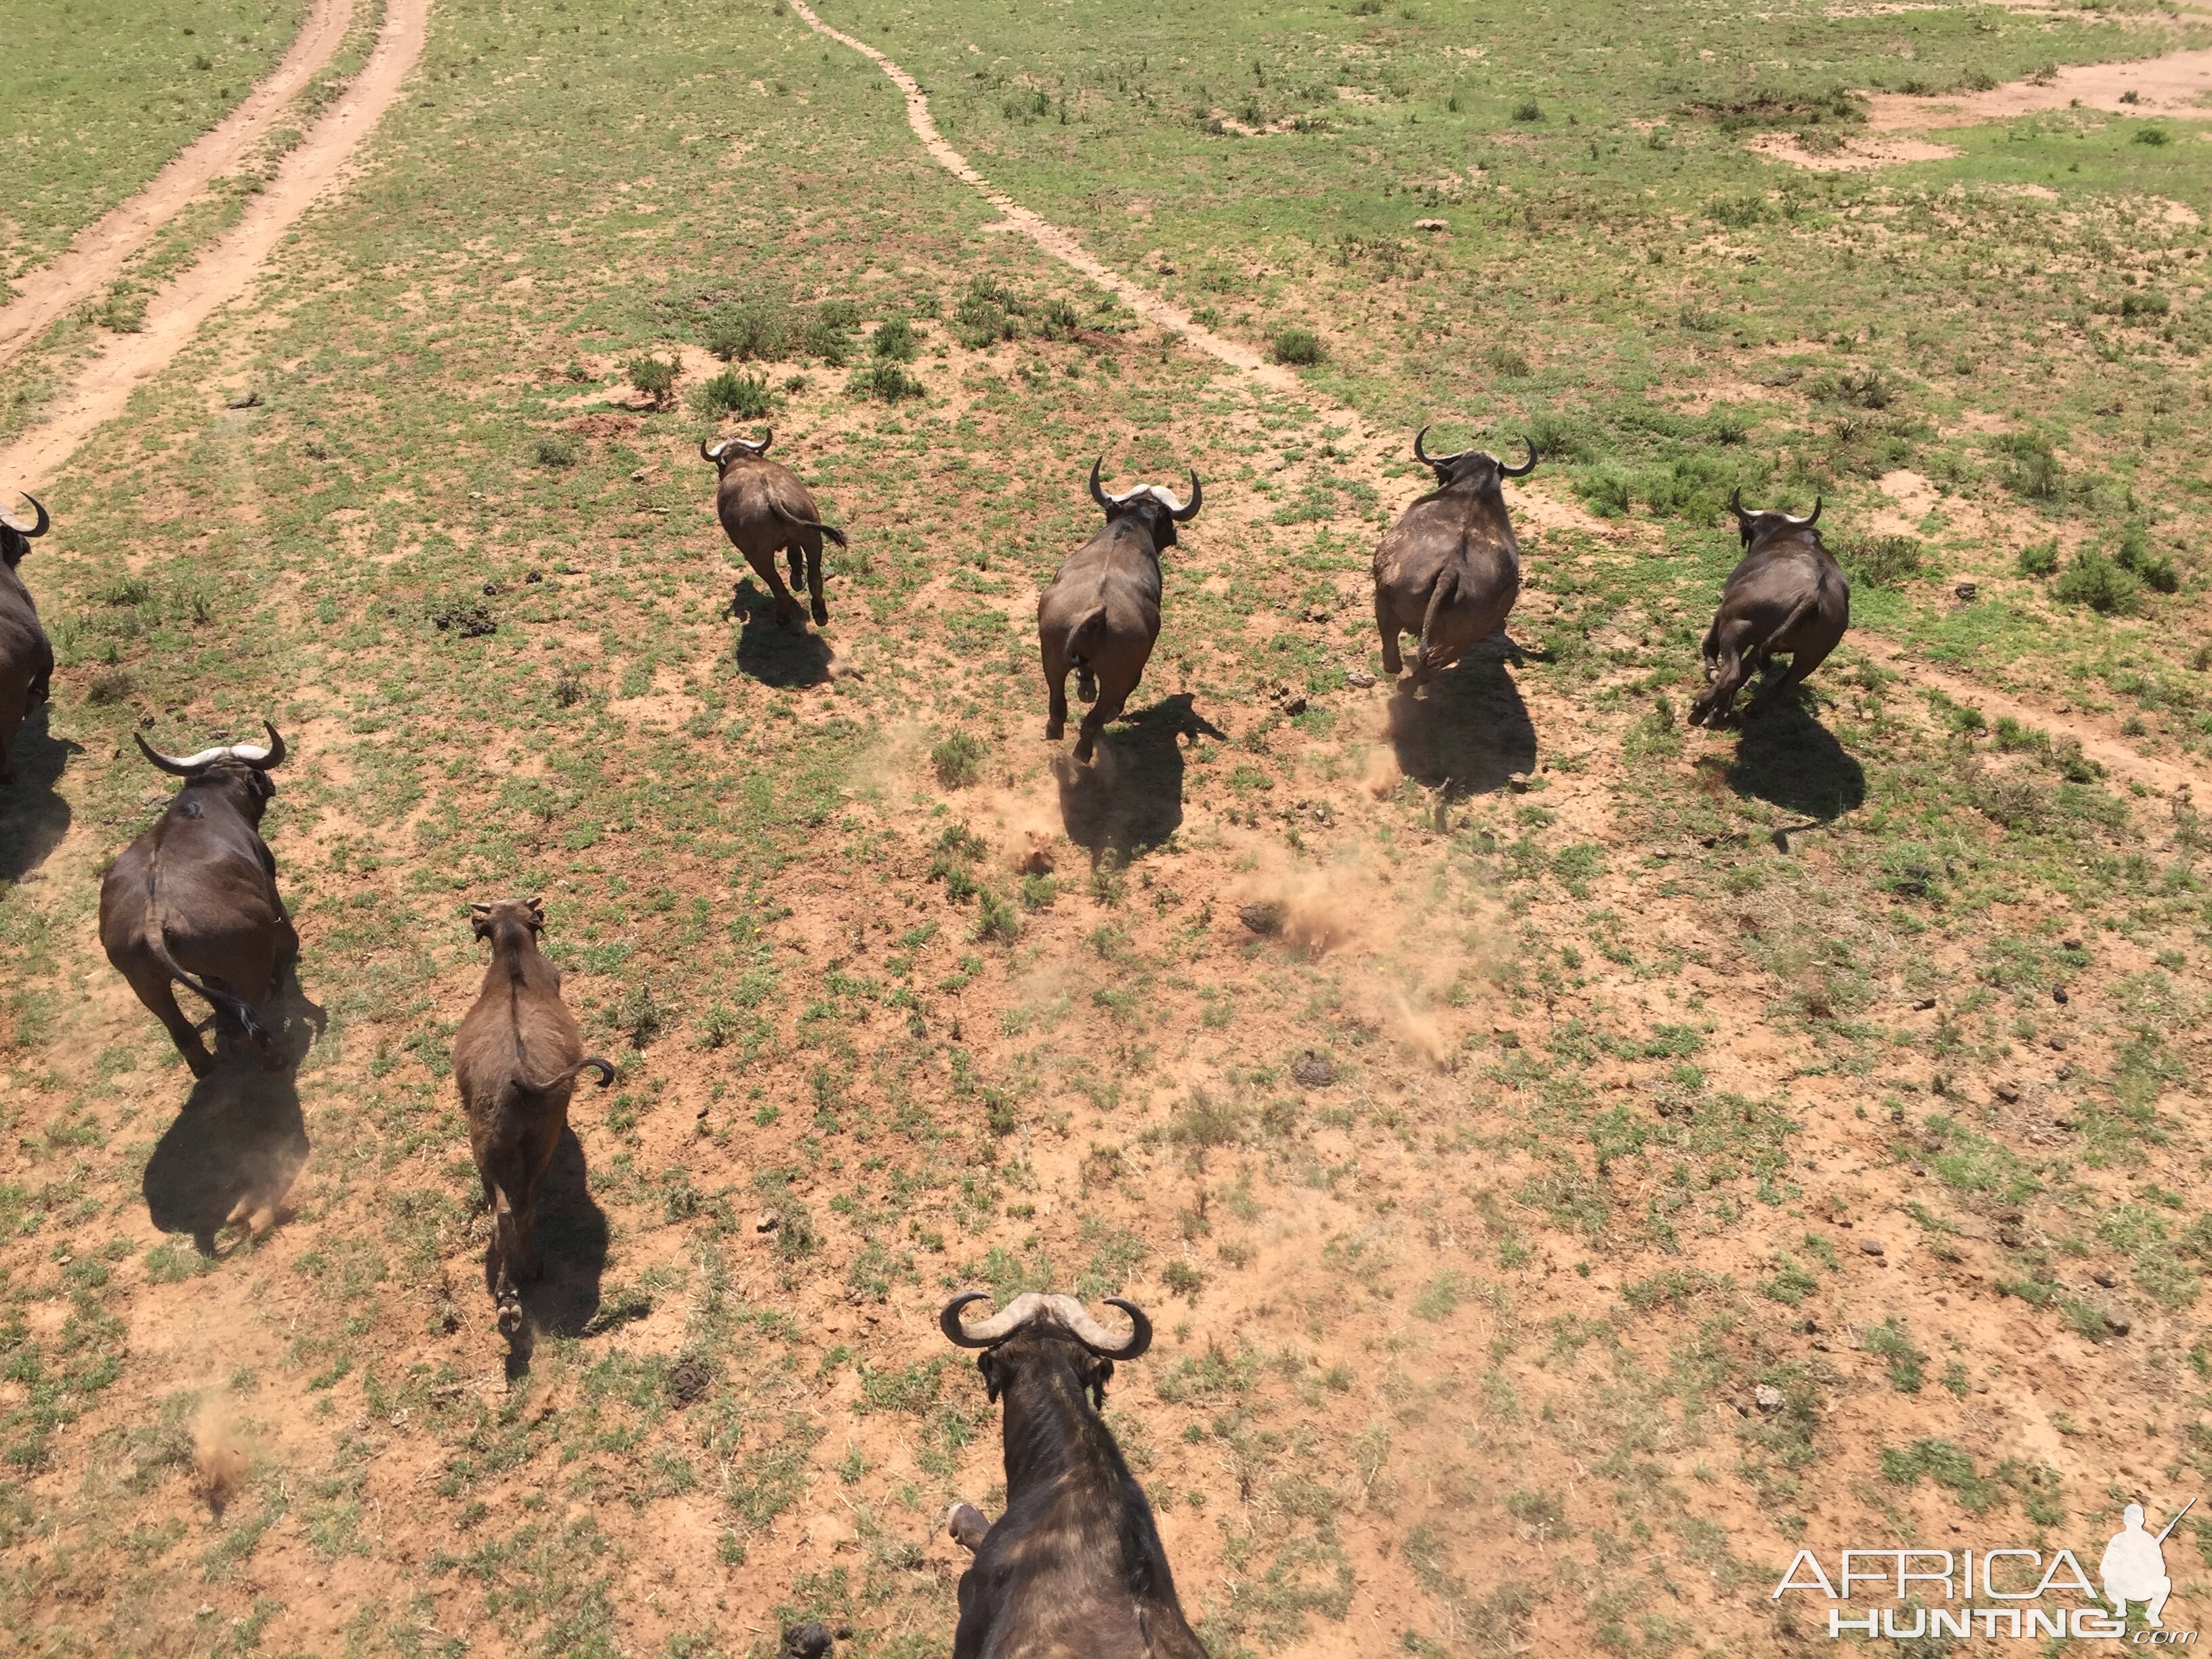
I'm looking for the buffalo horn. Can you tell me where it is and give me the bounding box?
[1500,438,1538,478]
[701,438,723,465]
[0,492,49,537]
[1780,497,1822,529]
[1088,456,1111,510]
[1727,487,1755,534]
[133,720,287,777]
[1154,470,1202,522]
[941,1290,1051,1348]
[1412,425,1437,465]
[1051,1294,1152,1359]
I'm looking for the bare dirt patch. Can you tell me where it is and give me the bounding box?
[1750,131,1961,171]
[1868,45,2212,129]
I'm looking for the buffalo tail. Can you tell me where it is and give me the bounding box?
[1065,605,1109,671]
[141,856,270,1047]
[520,1054,616,1092]
[769,500,848,548]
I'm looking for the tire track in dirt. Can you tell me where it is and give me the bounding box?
[795,0,2207,798]
[0,0,356,371]
[0,0,427,493]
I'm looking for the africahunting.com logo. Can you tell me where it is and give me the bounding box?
[1772,1499,2197,1643]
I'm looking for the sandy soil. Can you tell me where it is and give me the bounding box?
[0,0,356,371]
[1868,45,2212,129]
[1749,132,1961,171]
[0,0,427,492]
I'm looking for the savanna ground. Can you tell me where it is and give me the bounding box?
[3,0,2212,1654]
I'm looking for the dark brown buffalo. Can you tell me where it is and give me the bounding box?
[704,428,846,628]
[0,492,54,784]
[98,726,297,1076]
[1689,491,1850,726]
[1038,459,1200,762]
[1372,428,1535,688]
[452,896,613,1339]
[939,1292,1204,1659]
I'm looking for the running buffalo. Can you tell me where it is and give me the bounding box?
[1689,491,1849,726]
[1038,459,1200,762]
[0,491,54,785]
[705,428,846,629]
[452,896,613,1340]
[939,1291,1205,1659]
[1372,428,1536,687]
[99,726,297,1076]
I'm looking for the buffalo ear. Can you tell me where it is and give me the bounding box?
[1088,1355,1115,1410]
[977,1350,1005,1406]
[525,895,546,930]
[469,903,495,940]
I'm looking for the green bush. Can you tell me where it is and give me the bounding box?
[2015,539,2058,577]
[954,277,1021,348]
[2121,288,2170,321]
[2053,550,2139,615]
[930,733,986,790]
[2114,523,2178,594]
[848,362,924,403]
[701,298,787,362]
[975,888,1021,943]
[1841,534,1923,589]
[871,316,918,362]
[1269,325,1324,366]
[533,433,578,468]
[2133,125,2171,146]
[1998,434,2062,501]
[1512,98,1543,122]
[1036,297,1080,340]
[626,353,680,409]
[698,369,773,419]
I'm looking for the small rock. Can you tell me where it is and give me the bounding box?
[2093,1271,2116,1288]
[1237,902,1285,937]
[782,1622,836,1659]
[630,468,649,483]
[525,569,544,583]
[1912,997,1937,1011]
[1998,1226,2026,1248]
[1753,1384,1785,1413]
[1860,1239,1885,1257]
[2051,985,2068,1005]
[2062,937,2083,951]
[1953,581,1977,602]
[483,581,502,596]
[665,1354,714,1406]
[2054,1117,2076,1132]
[754,1209,779,1234]
[1347,669,1376,689]
[1992,1081,2020,1103]
[1290,1051,1337,1088]
[2047,1034,2070,1051]
[225,390,262,410]
[1414,217,1450,232]
[2106,1315,2131,1337]
[1507,772,1531,793]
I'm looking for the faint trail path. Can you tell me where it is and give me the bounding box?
[785,0,1301,395]
[0,0,426,493]
[797,1,2203,794]
[0,0,356,371]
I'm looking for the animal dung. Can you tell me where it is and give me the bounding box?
[1347,669,1376,689]
[665,1354,714,1407]
[432,602,496,638]
[1290,1050,1336,1088]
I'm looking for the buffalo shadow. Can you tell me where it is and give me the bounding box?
[1720,697,1866,825]
[1054,693,1223,865]
[141,974,324,1254]
[491,1125,609,1374]
[1387,632,1538,800]
[0,705,78,886]
[730,579,832,689]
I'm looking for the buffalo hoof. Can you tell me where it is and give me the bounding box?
[947,1502,990,1551]
[496,1297,525,1339]
[1045,719,1064,741]
[811,605,829,627]
[1073,741,1096,764]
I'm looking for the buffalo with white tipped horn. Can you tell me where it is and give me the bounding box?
[703,428,847,630]
[0,491,54,784]
[1038,458,1201,762]
[1372,427,1535,689]
[1689,490,1849,726]
[98,724,298,1076]
[937,1290,1205,1659]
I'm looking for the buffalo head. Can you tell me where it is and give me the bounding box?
[1727,487,1821,549]
[941,1290,1153,1408]
[135,722,287,811]
[701,430,773,474]
[1412,428,1536,490]
[1,492,49,569]
[470,895,546,941]
[1088,457,1201,550]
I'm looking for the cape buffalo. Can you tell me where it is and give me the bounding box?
[1372,428,1535,688]
[939,1292,1205,1659]
[0,491,54,785]
[452,896,613,1340]
[99,726,297,1076]
[1038,459,1200,762]
[704,428,846,629]
[1689,491,1849,726]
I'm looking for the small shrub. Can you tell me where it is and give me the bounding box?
[1841,534,1923,589]
[617,983,664,1048]
[701,299,787,363]
[2133,125,2171,146]
[1484,344,1532,378]
[1865,1318,1927,1393]
[931,732,986,789]
[2053,550,2139,615]
[698,369,773,419]
[87,671,135,706]
[2015,539,2058,577]
[2114,523,2178,593]
[1269,325,1324,366]
[848,362,924,403]
[533,434,578,468]
[1998,435,2062,502]
[627,353,680,409]
[954,279,1021,348]
[975,888,1021,943]
[553,668,586,707]
[2121,288,2170,321]
[96,575,154,607]
[1036,298,1080,340]
[803,302,857,365]
[871,316,919,362]
[1511,98,1543,122]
